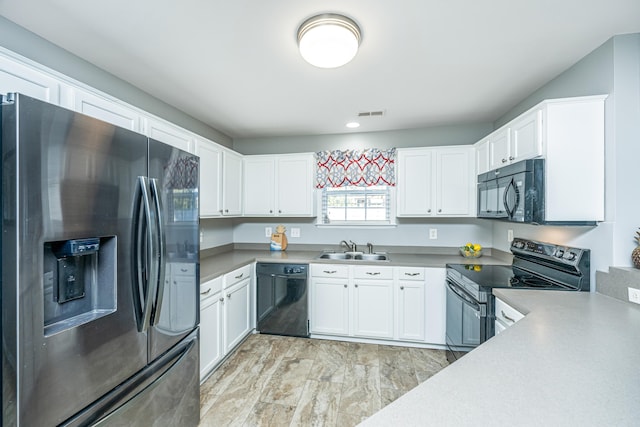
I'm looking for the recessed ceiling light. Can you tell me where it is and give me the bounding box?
[346,122,360,129]
[297,13,361,68]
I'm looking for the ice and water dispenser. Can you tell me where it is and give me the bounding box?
[43,236,117,336]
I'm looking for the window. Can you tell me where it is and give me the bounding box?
[319,186,395,226]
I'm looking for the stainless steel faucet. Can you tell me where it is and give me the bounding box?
[340,240,357,252]
[366,242,374,254]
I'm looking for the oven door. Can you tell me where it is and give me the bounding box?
[445,278,486,362]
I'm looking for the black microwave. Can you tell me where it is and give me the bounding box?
[477,159,545,223]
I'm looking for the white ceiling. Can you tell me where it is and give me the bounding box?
[1,1,639,139]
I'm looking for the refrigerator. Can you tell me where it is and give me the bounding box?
[1,93,200,426]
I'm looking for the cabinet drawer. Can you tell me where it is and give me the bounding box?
[223,264,252,289]
[310,264,349,278]
[200,276,222,302]
[495,297,524,326]
[397,267,425,281]
[354,266,393,280]
[172,263,196,277]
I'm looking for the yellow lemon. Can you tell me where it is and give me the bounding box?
[465,242,473,248]
[473,265,482,271]
[473,244,482,251]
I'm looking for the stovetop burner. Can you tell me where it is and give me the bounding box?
[447,264,569,290]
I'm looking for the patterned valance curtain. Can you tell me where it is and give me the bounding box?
[315,148,396,188]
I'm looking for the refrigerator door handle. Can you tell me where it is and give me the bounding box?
[149,178,166,326]
[134,176,157,333]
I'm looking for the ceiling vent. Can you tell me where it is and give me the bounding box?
[358,110,385,117]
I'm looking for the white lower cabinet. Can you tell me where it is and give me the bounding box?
[353,266,394,339]
[310,264,446,346]
[199,277,223,381]
[309,265,349,335]
[494,297,524,335]
[199,264,253,381]
[397,267,426,342]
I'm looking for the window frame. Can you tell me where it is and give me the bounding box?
[316,185,397,227]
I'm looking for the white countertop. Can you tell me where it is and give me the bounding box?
[361,289,640,426]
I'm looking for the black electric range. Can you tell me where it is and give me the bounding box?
[445,237,590,362]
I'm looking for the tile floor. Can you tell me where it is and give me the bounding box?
[199,334,448,426]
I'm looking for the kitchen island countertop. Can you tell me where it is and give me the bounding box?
[360,288,640,426]
[199,248,508,283]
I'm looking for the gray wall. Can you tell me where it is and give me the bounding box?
[233,123,493,155]
[492,34,640,281]
[0,17,232,147]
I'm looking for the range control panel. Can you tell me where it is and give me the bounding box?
[511,237,585,265]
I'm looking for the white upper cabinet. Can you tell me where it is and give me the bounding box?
[480,109,544,173]
[71,88,141,132]
[222,149,243,216]
[196,139,223,217]
[475,138,490,175]
[143,116,194,153]
[397,146,475,217]
[436,147,474,216]
[0,53,63,104]
[243,153,315,217]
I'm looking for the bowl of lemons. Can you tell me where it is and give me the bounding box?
[460,242,483,258]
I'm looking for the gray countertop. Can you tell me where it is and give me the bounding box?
[199,248,509,283]
[361,289,640,426]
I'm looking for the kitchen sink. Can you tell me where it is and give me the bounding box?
[316,251,390,262]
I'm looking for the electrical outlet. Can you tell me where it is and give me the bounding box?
[628,287,640,305]
[429,228,437,240]
[508,229,514,242]
[265,227,272,237]
[199,231,204,243]
[291,228,301,238]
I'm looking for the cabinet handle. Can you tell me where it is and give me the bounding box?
[343,284,347,288]
[200,288,211,295]
[219,209,223,214]
[180,268,188,273]
[269,210,273,213]
[355,284,359,288]
[400,286,405,290]
[219,297,224,302]
[501,310,515,323]
[427,209,431,213]
[227,293,231,299]
[235,273,244,279]
[365,272,380,276]
[323,270,337,274]
[502,158,508,163]
[278,210,282,213]
[404,272,420,276]
[508,156,514,161]
[438,209,442,213]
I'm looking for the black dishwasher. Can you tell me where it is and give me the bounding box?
[256,263,309,337]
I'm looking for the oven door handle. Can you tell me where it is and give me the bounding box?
[446,279,481,312]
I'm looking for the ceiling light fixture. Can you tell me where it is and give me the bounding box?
[346,122,360,129]
[297,13,361,68]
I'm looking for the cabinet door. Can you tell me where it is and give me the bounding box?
[277,154,315,216]
[510,109,542,162]
[72,89,141,131]
[197,140,223,217]
[0,54,62,104]
[310,278,349,335]
[243,157,276,215]
[475,138,490,175]
[223,278,251,353]
[145,117,194,153]
[200,294,222,381]
[222,151,243,216]
[397,149,433,216]
[436,147,473,216]
[424,268,446,345]
[488,128,511,170]
[352,280,394,339]
[397,280,426,342]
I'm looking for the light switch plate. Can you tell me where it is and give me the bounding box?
[265,227,272,237]
[429,229,437,239]
[291,228,301,238]
[508,229,514,242]
[628,287,640,305]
